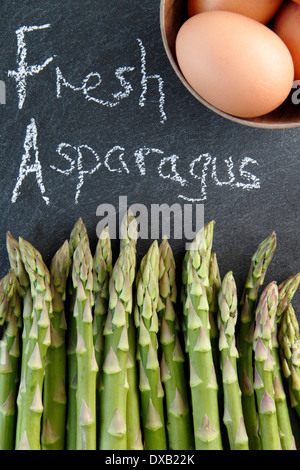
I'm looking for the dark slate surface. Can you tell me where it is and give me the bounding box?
[0,0,299,447]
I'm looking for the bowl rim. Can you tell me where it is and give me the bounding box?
[159,0,300,129]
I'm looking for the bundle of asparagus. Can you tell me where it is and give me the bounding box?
[0,216,299,450]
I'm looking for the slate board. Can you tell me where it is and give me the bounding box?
[0,0,299,449]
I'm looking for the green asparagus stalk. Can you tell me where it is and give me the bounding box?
[135,240,167,450]
[6,232,29,294]
[271,274,299,450]
[182,222,223,450]
[208,253,221,310]
[120,207,138,249]
[273,365,296,450]
[93,227,113,373]
[182,222,214,335]
[6,232,33,381]
[277,273,300,320]
[0,269,22,327]
[41,240,70,450]
[127,311,144,450]
[66,218,88,450]
[0,271,22,450]
[119,210,143,450]
[208,253,222,379]
[237,232,277,450]
[208,252,231,448]
[93,226,113,444]
[218,271,249,450]
[72,234,98,450]
[15,238,53,450]
[253,282,281,450]
[158,236,194,450]
[100,242,136,450]
[278,304,300,419]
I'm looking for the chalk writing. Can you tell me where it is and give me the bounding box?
[6,22,261,209]
[11,119,260,205]
[104,146,129,174]
[76,145,102,204]
[56,67,135,107]
[178,154,260,202]
[134,147,164,176]
[11,118,50,205]
[158,155,187,187]
[183,154,212,202]
[8,24,166,124]
[236,157,260,189]
[8,24,55,110]
[211,156,235,187]
[137,38,167,124]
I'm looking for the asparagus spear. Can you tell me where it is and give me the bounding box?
[277,273,300,320]
[237,232,277,450]
[15,238,53,450]
[182,222,214,336]
[218,271,249,450]
[119,210,143,450]
[208,253,221,310]
[278,303,300,419]
[127,312,144,450]
[6,232,33,381]
[208,253,222,373]
[0,272,19,324]
[253,282,281,450]
[182,222,223,450]
[6,232,29,294]
[273,368,296,450]
[0,271,22,450]
[93,227,112,371]
[158,236,194,450]
[120,207,138,249]
[208,252,231,448]
[100,240,136,450]
[135,240,167,450]
[271,274,299,450]
[93,226,112,444]
[72,234,98,450]
[41,240,70,450]
[66,218,88,450]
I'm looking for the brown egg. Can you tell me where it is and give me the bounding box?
[188,0,284,24]
[175,11,294,118]
[273,1,300,80]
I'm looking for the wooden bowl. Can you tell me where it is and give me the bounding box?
[160,0,300,129]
